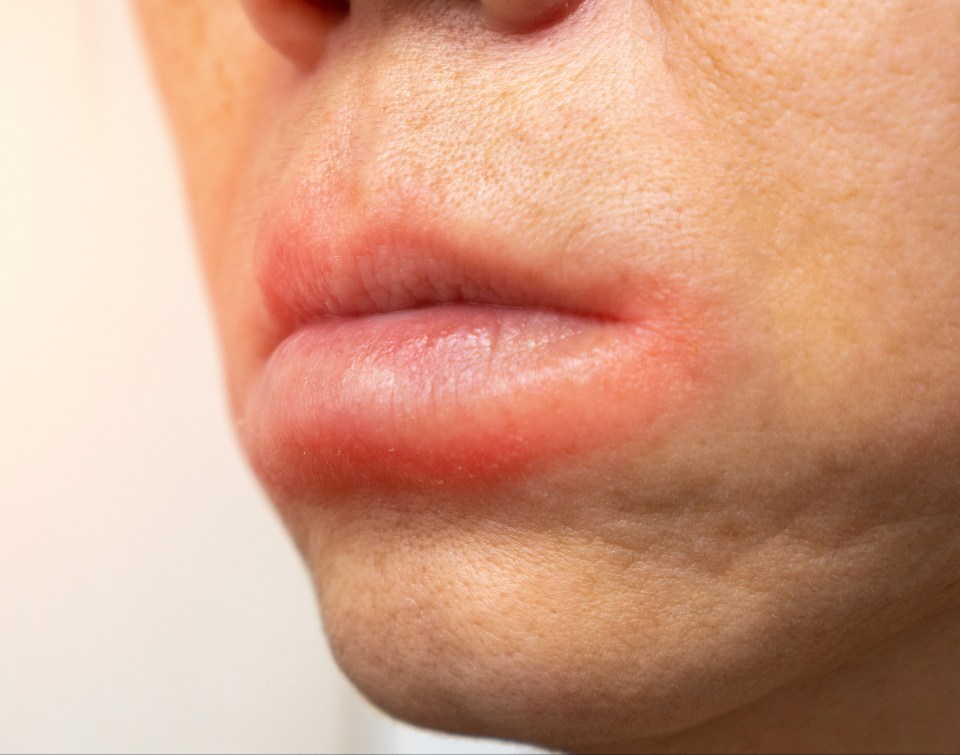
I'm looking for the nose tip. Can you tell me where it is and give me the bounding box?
[243,0,585,66]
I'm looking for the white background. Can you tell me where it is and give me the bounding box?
[0,2,542,752]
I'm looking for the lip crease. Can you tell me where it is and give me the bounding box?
[241,194,711,495]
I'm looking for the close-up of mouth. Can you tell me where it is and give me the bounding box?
[242,193,708,493]
[5,1,960,753]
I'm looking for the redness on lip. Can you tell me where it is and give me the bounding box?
[242,301,706,493]
[241,190,716,495]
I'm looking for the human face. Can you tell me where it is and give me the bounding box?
[138,1,960,750]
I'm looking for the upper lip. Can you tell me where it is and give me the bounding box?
[254,187,650,340]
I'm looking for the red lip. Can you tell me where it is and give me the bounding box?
[242,189,710,494]
[255,196,648,329]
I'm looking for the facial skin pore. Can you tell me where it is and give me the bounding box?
[137,1,960,751]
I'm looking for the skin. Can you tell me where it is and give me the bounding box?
[137,0,960,751]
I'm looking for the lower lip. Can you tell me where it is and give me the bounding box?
[242,303,702,492]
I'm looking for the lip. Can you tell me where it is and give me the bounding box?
[241,192,710,493]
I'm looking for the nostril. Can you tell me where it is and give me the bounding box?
[481,0,582,34]
[315,0,351,16]
[241,0,348,69]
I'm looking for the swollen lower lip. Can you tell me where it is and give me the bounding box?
[242,303,700,491]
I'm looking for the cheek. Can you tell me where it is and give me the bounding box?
[137,0,281,320]
[663,3,960,427]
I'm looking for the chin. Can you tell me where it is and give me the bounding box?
[313,528,659,752]
[271,430,960,755]
[290,487,781,753]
